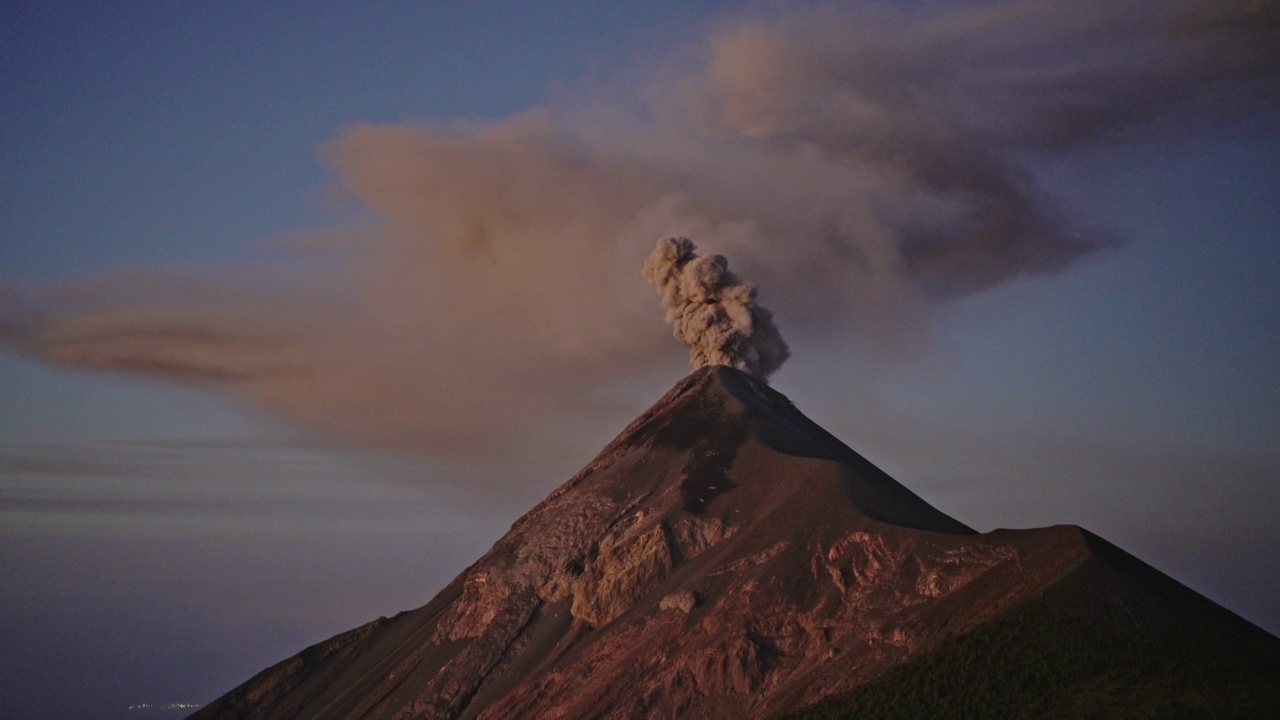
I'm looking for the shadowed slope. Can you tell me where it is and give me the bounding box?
[189,367,1280,720]
[786,530,1280,719]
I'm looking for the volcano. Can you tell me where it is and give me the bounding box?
[190,367,1280,719]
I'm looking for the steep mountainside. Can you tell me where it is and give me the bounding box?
[190,367,1280,719]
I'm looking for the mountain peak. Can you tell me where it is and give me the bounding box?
[543,364,972,534]
[190,368,1280,720]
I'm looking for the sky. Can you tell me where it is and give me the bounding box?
[2,1,1278,718]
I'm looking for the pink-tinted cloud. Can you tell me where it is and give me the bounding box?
[4,0,1276,465]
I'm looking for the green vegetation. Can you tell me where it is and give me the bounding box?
[782,579,1280,720]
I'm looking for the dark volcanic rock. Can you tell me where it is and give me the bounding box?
[190,367,1280,720]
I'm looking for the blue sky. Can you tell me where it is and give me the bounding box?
[2,2,1277,717]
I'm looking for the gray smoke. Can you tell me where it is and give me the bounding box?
[643,237,789,379]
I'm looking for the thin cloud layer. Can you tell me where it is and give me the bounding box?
[5,0,1277,462]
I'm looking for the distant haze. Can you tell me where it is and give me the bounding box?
[3,0,1277,465]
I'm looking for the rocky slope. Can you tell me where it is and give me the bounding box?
[189,366,1280,719]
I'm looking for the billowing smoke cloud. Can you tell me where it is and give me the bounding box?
[3,0,1277,466]
[644,237,788,379]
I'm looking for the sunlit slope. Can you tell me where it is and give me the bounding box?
[190,367,1280,720]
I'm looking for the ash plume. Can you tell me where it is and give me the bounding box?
[2,0,1277,468]
[644,237,788,379]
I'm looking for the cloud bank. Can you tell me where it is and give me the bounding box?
[4,0,1277,462]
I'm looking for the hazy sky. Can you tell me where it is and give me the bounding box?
[2,2,1278,718]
